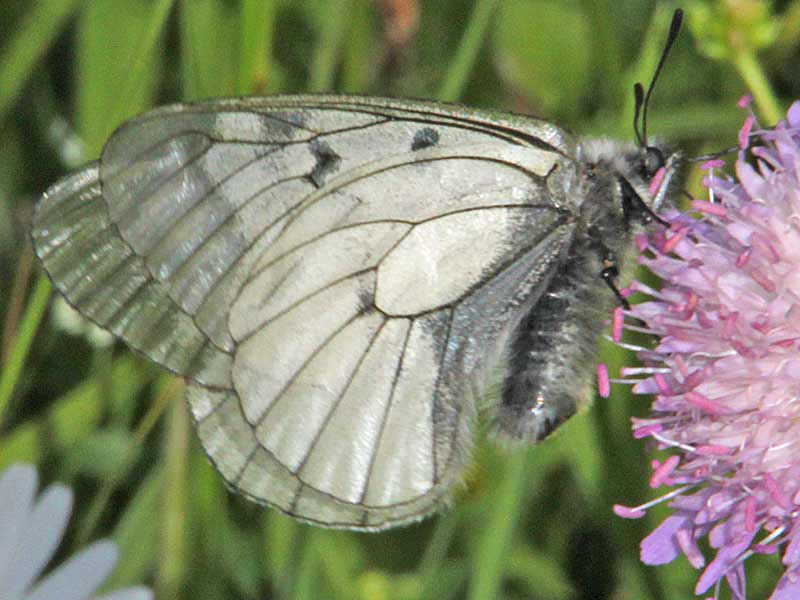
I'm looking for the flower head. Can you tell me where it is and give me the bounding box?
[611,101,800,599]
[0,464,152,600]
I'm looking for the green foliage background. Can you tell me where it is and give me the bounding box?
[0,1,796,598]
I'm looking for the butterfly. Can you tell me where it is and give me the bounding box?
[32,12,683,532]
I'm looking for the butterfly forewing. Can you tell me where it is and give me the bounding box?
[33,96,579,529]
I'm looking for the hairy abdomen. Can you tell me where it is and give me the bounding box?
[494,240,612,442]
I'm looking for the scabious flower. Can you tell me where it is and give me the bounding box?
[610,100,800,600]
[0,463,152,600]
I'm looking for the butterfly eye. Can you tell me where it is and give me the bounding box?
[644,146,665,178]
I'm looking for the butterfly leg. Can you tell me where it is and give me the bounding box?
[601,266,630,310]
[619,176,670,227]
[587,225,631,310]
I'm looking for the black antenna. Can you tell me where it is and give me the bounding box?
[636,9,684,147]
[633,83,645,147]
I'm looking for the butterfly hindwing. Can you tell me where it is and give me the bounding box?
[33,164,234,387]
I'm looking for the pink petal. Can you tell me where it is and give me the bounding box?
[677,528,706,568]
[787,101,800,127]
[701,158,726,169]
[784,530,800,566]
[641,515,689,565]
[597,363,610,398]
[726,563,747,600]
[763,473,790,509]
[684,391,727,414]
[695,540,751,594]
[695,445,732,456]
[649,167,667,196]
[633,423,662,438]
[737,94,753,109]
[612,307,624,342]
[691,200,727,217]
[735,159,766,200]
[650,455,680,488]
[739,115,755,150]
[745,496,757,532]
[770,570,800,600]
[613,504,645,519]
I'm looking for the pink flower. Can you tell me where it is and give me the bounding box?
[611,101,800,600]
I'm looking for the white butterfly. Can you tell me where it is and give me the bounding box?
[32,93,681,530]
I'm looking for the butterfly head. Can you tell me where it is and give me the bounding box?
[577,138,682,227]
[623,140,683,214]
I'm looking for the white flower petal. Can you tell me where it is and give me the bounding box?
[0,465,39,596]
[5,484,73,597]
[95,586,154,600]
[25,541,119,600]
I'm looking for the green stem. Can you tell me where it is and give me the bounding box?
[157,395,190,600]
[732,47,782,124]
[0,275,51,431]
[293,528,319,600]
[776,1,800,56]
[308,0,353,92]
[106,0,175,135]
[237,0,278,94]
[467,449,529,600]
[262,511,299,596]
[1,248,34,365]
[0,0,81,122]
[419,510,463,600]
[74,375,178,547]
[436,0,500,102]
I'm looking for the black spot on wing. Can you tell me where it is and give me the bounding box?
[411,128,439,151]
[308,140,341,188]
[357,288,376,314]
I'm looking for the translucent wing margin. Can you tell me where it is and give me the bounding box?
[33,164,232,386]
[33,96,577,530]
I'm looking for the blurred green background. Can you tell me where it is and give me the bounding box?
[0,1,797,598]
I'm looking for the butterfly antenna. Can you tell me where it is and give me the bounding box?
[633,83,645,147]
[638,9,684,147]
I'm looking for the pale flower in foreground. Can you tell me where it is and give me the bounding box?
[0,463,152,600]
[611,100,800,600]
